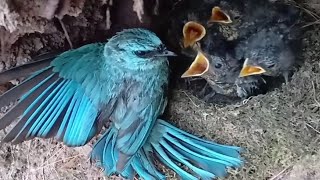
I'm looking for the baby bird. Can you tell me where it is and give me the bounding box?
[238,25,299,83]
[181,28,238,96]
[213,0,299,41]
[166,0,231,53]
[181,30,266,99]
[168,0,301,101]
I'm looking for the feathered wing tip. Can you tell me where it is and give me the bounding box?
[0,67,99,146]
[0,52,58,84]
[143,119,243,180]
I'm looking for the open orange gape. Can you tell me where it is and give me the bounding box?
[208,6,233,24]
[182,21,206,48]
[239,58,266,77]
[181,51,209,78]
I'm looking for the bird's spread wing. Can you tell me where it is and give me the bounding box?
[113,80,167,171]
[0,52,57,84]
[0,43,118,146]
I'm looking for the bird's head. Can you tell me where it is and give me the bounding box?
[181,51,238,84]
[239,54,278,78]
[239,27,291,78]
[182,30,241,81]
[105,28,176,69]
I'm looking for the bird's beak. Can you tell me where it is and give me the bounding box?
[182,21,206,48]
[239,58,266,77]
[208,6,232,24]
[181,51,209,78]
[155,49,177,57]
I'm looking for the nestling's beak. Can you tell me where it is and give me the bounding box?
[239,58,266,77]
[208,7,232,24]
[181,51,209,78]
[182,21,206,48]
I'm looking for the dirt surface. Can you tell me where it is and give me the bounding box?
[0,0,320,180]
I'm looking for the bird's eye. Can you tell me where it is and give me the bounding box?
[215,63,222,69]
[135,51,148,57]
[234,15,240,20]
[267,64,275,68]
[265,60,275,68]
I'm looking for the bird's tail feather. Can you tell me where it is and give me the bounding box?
[131,147,166,180]
[132,119,243,180]
[91,127,136,179]
[91,127,117,175]
[92,119,243,179]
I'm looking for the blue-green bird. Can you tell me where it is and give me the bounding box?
[0,28,242,179]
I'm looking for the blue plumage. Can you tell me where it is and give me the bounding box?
[130,119,242,179]
[0,28,243,179]
[0,28,172,176]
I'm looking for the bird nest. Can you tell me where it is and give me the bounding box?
[0,0,320,180]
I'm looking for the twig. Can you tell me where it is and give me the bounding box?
[311,81,320,107]
[52,166,61,180]
[30,154,84,172]
[25,141,32,180]
[269,165,293,180]
[0,28,5,61]
[242,96,253,105]
[306,123,320,134]
[182,91,199,107]
[302,20,320,28]
[58,18,73,49]
[42,158,45,180]
[46,146,65,163]
[291,2,320,20]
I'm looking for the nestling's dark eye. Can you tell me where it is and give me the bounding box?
[215,63,222,69]
[234,15,240,20]
[267,64,275,68]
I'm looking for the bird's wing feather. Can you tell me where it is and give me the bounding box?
[0,59,52,84]
[113,80,167,170]
[0,67,53,110]
[0,43,118,146]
